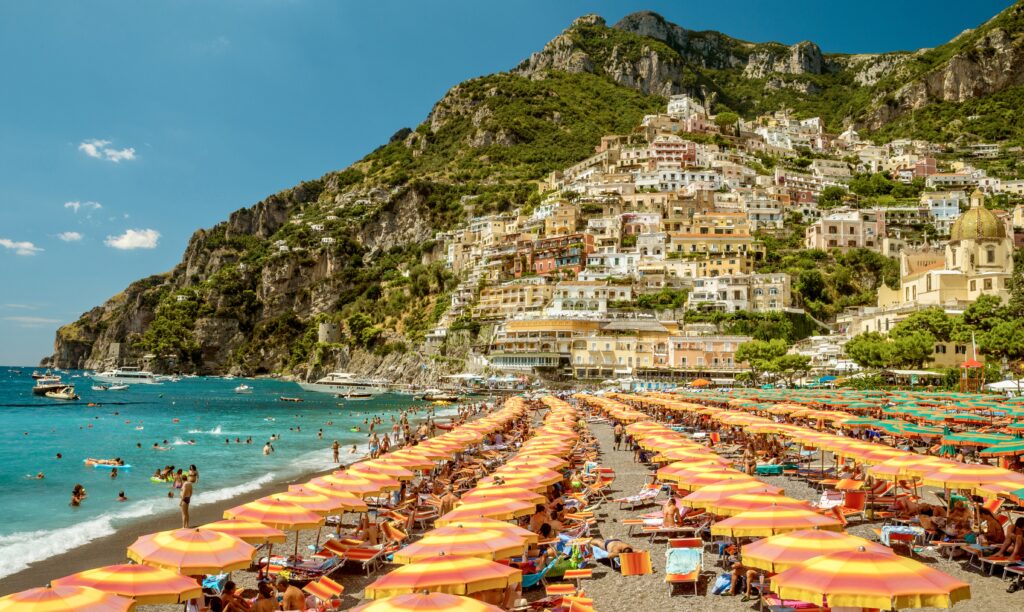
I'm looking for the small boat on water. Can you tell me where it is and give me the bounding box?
[336,391,373,400]
[93,366,159,385]
[420,388,460,402]
[33,375,65,395]
[279,396,303,402]
[92,383,129,391]
[46,386,79,400]
[234,384,253,394]
[298,371,386,397]
[31,369,50,379]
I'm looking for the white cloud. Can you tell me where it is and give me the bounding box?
[104,228,160,250]
[2,304,38,310]
[58,231,83,242]
[3,316,61,327]
[0,238,43,256]
[64,201,102,213]
[78,139,136,163]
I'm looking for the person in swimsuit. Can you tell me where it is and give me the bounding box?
[589,538,634,562]
[181,477,194,528]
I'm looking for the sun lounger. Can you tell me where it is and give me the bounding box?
[665,538,702,596]
[760,593,830,611]
[613,484,662,510]
[319,539,385,575]
[269,554,343,583]
[303,576,344,603]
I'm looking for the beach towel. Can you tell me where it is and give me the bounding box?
[665,547,701,574]
[619,551,653,576]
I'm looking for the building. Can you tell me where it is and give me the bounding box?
[667,335,749,371]
[571,320,679,378]
[546,280,632,316]
[472,279,553,321]
[489,319,601,372]
[544,203,578,237]
[920,191,966,235]
[804,208,885,251]
[686,273,791,312]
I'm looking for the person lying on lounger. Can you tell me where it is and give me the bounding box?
[589,537,634,561]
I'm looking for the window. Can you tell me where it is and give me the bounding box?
[970,280,977,291]
[955,345,967,355]
[986,247,996,264]
[984,278,992,290]
[935,344,946,354]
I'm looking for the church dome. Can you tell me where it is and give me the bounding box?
[949,190,1005,242]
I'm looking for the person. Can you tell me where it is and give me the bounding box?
[987,517,1024,561]
[32,472,44,480]
[219,581,249,612]
[117,491,128,502]
[250,581,276,612]
[110,467,118,479]
[588,538,634,562]
[181,477,194,528]
[188,464,199,483]
[263,442,272,456]
[529,504,550,534]
[979,507,1007,548]
[663,497,682,528]
[729,559,759,601]
[743,446,757,475]
[332,440,340,463]
[276,576,305,611]
[613,422,623,451]
[71,484,87,506]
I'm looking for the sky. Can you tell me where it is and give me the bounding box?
[0,0,1014,365]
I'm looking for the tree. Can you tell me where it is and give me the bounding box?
[980,319,1024,365]
[889,331,936,369]
[818,186,847,209]
[771,353,812,387]
[844,332,891,369]
[714,111,740,128]
[890,307,953,343]
[736,339,788,385]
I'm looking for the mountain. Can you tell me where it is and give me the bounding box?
[45,5,1024,377]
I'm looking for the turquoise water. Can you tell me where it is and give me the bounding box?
[0,366,443,579]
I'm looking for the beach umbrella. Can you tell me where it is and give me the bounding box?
[979,439,1024,457]
[866,455,944,481]
[770,548,971,609]
[352,592,503,612]
[363,555,522,599]
[460,486,546,505]
[350,460,416,481]
[672,472,761,492]
[285,485,369,513]
[711,507,844,538]
[339,470,403,492]
[681,481,787,509]
[127,528,255,574]
[475,475,549,492]
[701,493,811,517]
[270,488,353,516]
[491,466,562,486]
[741,530,891,573]
[436,498,535,526]
[310,472,388,497]
[392,526,529,564]
[377,452,437,471]
[429,518,538,544]
[920,464,1024,491]
[503,455,568,470]
[0,586,133,612]
[199,520,287,544]
[52,564,201,606]
[223,498,324,531]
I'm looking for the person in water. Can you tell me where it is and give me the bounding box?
[117,491,127,502]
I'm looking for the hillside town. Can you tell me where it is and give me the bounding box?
[419,95,1022,388]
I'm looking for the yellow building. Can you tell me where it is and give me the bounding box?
[472,280,553,321]
[570,320,679,378]
[545,203,578,237]
[489,319,601,371]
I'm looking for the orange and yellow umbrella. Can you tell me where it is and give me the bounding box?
[52,564,201,606]
[363,555,522,598]
[223,498,324,531]
[378,452,437,471]
[460,486,546,506]
[711,507,844,538]
[199,520,287,545]
[675,472,767,493]
[701,493,811,517]
[770,548,971,609]
[392,526,528,564]
[285,485,369,513]
[436,498,535,526]
[127,528,256,574]
[0,586,133,612]
[310,473,388,497]
[492,466,562,486]
[741,530,891,573]
[430,518,538,545]
[921,464,1023,491]
[352,592,503,612]
[681,481,785,509]
[350,461,416,481]
[504,456,568,470]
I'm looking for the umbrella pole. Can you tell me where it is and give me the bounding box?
[263,543,273,581]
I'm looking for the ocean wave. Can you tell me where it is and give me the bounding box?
[0,499,164,580]
[187,425,229,435]
[192,473,275,507]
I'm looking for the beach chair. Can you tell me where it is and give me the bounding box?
[521,555,563,590]
[302,576,344,607]
[665,538,703,596]
[320,539,385,575]
[887,531,917,558]
[275,554,343,583]
[612,484,662,510]
[619,550,653,576]
[835,491,867,523]
[380,522,409,550]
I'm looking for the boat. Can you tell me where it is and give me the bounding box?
[108,384,129,391]
[279,396,304,402]
[31,369,49,379]
[45,386,79,400]
[420,389,460,402]
[92,384,109,391]
[235,384,253,394]
[336,391,373,400]
[92,367,159,385]
[297,371,387,396]
[33,375,66,395]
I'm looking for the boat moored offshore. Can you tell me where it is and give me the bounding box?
[298,371,387,397]
[92,367,159,385]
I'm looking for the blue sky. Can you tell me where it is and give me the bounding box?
[0,0,1013,365]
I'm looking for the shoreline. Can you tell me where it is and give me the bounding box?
[0,453,346,594]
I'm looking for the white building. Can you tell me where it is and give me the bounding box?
[546,281,633,316]
[920,191,965,234]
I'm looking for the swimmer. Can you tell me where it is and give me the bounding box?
[110,468,118,479]
[56,453,63,459]
[26,472,44,480]
[117,491,127,502]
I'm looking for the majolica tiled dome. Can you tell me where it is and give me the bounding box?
[949,190,1005,242]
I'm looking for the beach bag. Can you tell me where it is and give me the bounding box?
[711,572,732,595]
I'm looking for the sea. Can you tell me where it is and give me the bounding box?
[0,366,451,580]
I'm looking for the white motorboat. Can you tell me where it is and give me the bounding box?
[298,371,386,396]
[92,367,159,385]
[33,375,65,395]
[234,384,253,394]
[419,388,460,402]
[46,386,79,400]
